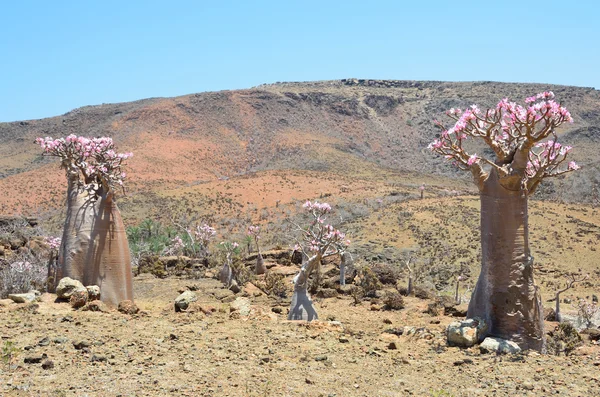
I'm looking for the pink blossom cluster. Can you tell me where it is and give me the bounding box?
[219,241,240,255]
[298,201,350,255]
[428,92,579,182]
[45,236,62,250]
[526,140,579,178]
[302,200,332,213]
[247,225,260,238]
[35,134,133,193]
[193,224,216,245]
[170,236,185,254]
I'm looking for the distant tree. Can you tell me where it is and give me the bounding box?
[288,201,350,320]
[554,273,588,323]
[428,92,580,351]
[247,225,266,275]
[36,135,133,305]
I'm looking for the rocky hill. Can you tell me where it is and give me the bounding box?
[0,80,598,221]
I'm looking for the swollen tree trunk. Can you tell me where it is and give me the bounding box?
[340,252,352,286]
[555,292,563,323]
[58,176,133,305]
[288,254,320,321]
[255,252,266,275]
[467,170,544,351]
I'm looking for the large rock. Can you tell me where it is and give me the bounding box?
[174,291,198,312]
[69,289,89,309]
[479,337,521,354]
[56,277,86,300]
[447,318,487,347]
[118,300,139,315]
[230,297,251,316]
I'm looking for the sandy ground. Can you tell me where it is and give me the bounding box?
[1,272,599,397]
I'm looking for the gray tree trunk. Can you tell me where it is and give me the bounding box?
[58,175,133,305]
[288,255,320,321]
[467,170,544,351]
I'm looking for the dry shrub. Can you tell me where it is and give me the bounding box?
[547,323,583,356]
[350,286,365,305]
[357,266,382,297]
[383,291,405,310]
[263,271,287,298]
[0,256,48,298]
[370,263,402,285]
[413,286,434,300]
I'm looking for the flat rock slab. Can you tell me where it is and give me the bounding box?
[480,337,521,354]
[9,292,38,304]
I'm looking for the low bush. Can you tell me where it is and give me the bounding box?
[383,291,405,310]
[547,323,583,356]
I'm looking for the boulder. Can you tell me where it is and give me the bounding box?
[230,297,251,316]
[118,300,139,315]
[447,318,488,347]
[174,290,198,312]
[56,277,85,300]
[82,300,108,312]
[69,289,89,309]
[86,285,101,301]
[479,337,521,354]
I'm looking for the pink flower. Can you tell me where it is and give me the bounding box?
[467,154,478,166]
[568,161,580,170]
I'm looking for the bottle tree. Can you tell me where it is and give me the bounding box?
[428,92,580,351]
[247,225,266,275]
[36,135,134,305]
[288,201,350,321]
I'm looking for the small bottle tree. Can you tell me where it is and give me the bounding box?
[428,92,580,351]
[36,135,133,305]
[288,201,350,321]
[247,225,266,275]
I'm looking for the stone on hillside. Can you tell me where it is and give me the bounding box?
[86,285,101,301]
[316,288,338,299]
[56,277,85,299]
[174,290,198,312]
[447,318,488,347]
[230,297,251,316]
[82,300,109,312]
[479,337,521,354]
[69,289,89,309]
[8,292,38,304]
[229,280,241,294]
[118,300,139,315]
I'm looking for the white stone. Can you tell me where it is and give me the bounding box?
[230,297,251,316]
[174,291,197,311]
[447,318,488,347]
[479,337,521,354]
[8,292,38,303]
[56,277,86,299]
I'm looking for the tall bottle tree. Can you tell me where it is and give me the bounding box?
[428,92,580,351]
[36,135,134,305]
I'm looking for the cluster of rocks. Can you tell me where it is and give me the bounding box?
[8,276,140,315]
[55,277,103,310]
[341,78,437,89]
[447,318,522,354]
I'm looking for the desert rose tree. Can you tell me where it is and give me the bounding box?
[288,201,350,321]
[36,135,134,305]
[428,92,580,351]
[247,225,267,275]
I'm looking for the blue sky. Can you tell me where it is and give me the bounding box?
[1,0,598,122]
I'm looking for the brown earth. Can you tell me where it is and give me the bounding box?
[1,272,599,397]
